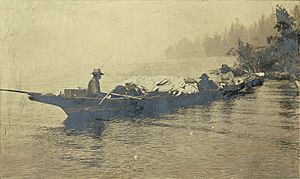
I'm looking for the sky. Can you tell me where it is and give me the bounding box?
[0,1,298,67]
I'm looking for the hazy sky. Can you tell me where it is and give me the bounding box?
[0,1,298,67]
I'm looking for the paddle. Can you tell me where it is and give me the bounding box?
[98,91,112,106]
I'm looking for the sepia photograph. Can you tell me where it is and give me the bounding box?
[0,1,299,178]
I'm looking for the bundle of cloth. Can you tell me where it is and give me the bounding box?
[112,76,200,96]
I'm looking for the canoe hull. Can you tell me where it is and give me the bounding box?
[29,90,225,119]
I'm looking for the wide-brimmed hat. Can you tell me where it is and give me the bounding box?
[91,68,104,75]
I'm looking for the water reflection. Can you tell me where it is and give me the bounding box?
[3,80,299,178]
[33,120,106,171]
[64,116,106,138]
[259,81,299,164]
[275,82,299,131]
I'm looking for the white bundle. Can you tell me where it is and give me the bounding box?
[121,76,199,95]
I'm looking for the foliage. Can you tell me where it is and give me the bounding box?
[231,5,299,77]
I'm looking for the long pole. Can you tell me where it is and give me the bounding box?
[0,88,40,95]
[110,92,143,100]
[98,91,143,106]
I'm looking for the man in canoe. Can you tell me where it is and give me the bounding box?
[198,73,219,90]
[87,68,104,97]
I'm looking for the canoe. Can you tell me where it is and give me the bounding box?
[27,88,231,120]
[0,75,263,119]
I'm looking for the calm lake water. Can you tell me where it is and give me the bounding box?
[0,57,299,178]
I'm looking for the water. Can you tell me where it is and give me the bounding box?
[0,57,299,178]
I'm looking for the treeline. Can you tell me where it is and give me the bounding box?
[203,15,276,56]
[164,38,203,59]
[203,5,300,56]
[164,5,300,59]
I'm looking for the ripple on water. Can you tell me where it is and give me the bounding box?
[0,80,299,178]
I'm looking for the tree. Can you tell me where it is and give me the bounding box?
[231,5,299,77]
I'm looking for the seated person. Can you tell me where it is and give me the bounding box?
[197,73,219,90]
[218,64,232,74]
[87,69,104,97]
[218,64,235,85]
